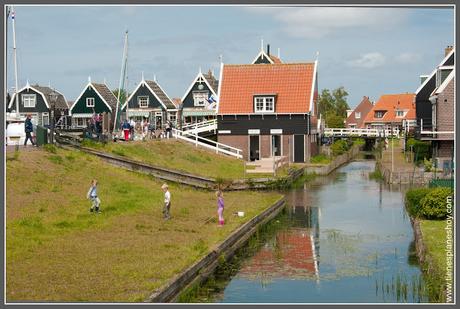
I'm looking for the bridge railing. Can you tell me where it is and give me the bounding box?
[324,128,400,137]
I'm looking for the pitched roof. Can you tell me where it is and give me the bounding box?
[202,71,219,94]
[33,85,69,110]
[218,63,316,114]
[416,48,455,95]
[363,93,416,124]
[345,96,374,128]
[268,54,282,64]
[171,98,182,108]
[434,70,455,95]
[252,50,283,64]
[144,80,176,109]
[91,83,118,112]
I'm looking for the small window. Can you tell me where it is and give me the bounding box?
[355,112,361,119]
[395,110,404,117]
[22,94,36,108]
[254,96,275,113]
[193,91,208,106]
[375,111,385,118]
[138,96,149,108]
[42,113,49,126]
[86,97,95,107]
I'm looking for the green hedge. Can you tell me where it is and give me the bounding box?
[406,138,431,162]
[405,187,453,219]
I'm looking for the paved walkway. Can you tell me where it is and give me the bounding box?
[380,139,416,172]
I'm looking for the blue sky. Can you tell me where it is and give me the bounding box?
[6,5,454,108]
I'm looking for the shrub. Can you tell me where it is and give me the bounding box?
[419,188,453,220]
[353,138,365,146]
[423,158,433,172]
[310,154,331,164]
[406,138,431,162]
[405,187,431,217]
[331,139,350,156]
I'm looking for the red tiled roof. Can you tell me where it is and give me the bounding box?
[218,63,316,114]
[345,96,374,128]
[171,98,182,108]
[268,54,282,64]
[363,93,416,124]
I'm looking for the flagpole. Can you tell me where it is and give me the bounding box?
[11,6,19,114]
[113,30,128,135]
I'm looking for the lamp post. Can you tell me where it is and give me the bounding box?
[48,89,59,144]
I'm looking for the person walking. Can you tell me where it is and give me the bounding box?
[24,114,36,146]
[129,119,135,140]
[165,121,171,139]
[161,183,171,220]
[86,179,101,213]
[216,190,225,227]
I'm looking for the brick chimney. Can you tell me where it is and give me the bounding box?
[445,45,453,56]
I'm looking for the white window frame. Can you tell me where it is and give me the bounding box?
[375,111,385,118]
[193,91,209,107]
[254,96,275,113]
[22,94,36,108]
[138,96,149,108]
[395,110,405,118]
[355,112,361,119]
[86,97,95,108]
[42,113,49,126]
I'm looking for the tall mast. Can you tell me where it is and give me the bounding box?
[11,6,19,114]
[113,30,128,134]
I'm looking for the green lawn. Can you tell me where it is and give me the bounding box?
[82,139,246,180]
[6,147,282,302]
[419,219,453,302]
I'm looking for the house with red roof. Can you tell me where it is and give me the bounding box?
[217,50,319,163]
[362,93,416,132]
[345,96,374,129]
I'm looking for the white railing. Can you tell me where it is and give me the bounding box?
[273,156,289,176]
[181,119,217,134]
[324,128,400,137]
[172,127,243,159]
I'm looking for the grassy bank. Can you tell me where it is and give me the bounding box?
[6,147,282,302]
[82,139,246,180]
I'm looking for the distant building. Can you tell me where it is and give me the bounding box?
[363,93,416,132]
[121,76,178,128]
[180,68,218,126]
[217,46,319,163]
[8,82,69,126]
[345,96,374,128]
[69,79,117,128]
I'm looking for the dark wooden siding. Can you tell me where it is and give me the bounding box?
[124,83,166,111]
[10,89,49,113]
[182,81,214,108]
[217,114,310,135]
[415,75,435,130]
[71,86,111,114]
[253,55,272,64]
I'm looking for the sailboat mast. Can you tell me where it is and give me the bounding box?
[11,5,19,114]
[113,30,128,134]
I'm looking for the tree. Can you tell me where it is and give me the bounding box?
[112,88,128,106]
[317,86,350,127]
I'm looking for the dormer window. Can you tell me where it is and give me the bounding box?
[355,112,361,119]
[395,110,405,117]
[254,96,275,113]
[138,96,149,108]
[374,111,385,118]
[436,66,454,87]
[193,91,208,107]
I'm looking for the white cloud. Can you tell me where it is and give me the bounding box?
[347,52,386,69]
[245,7,409,38]
[396,52,422,64]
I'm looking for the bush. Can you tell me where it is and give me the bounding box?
[353,138,365,146]
[310,154,331,164]
[423,158,433,172]
[419,188,453,220]
[405,187,431,217]
[406,138,431,162]
[331,139,350,156]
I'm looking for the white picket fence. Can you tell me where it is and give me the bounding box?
[324,128,400,137]
[171,127,243,159]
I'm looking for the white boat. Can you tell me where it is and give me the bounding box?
[6,112,26,145]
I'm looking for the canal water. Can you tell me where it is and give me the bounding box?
[196,159,428,303]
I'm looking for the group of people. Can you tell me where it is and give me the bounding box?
[87,180,225,226]
[84,111,104,140]
[121,118,174,141]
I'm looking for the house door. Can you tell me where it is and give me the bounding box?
[294,134,305,162]
[272,135,281,156]
[155,112,163,129]
[249,135,260,161]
